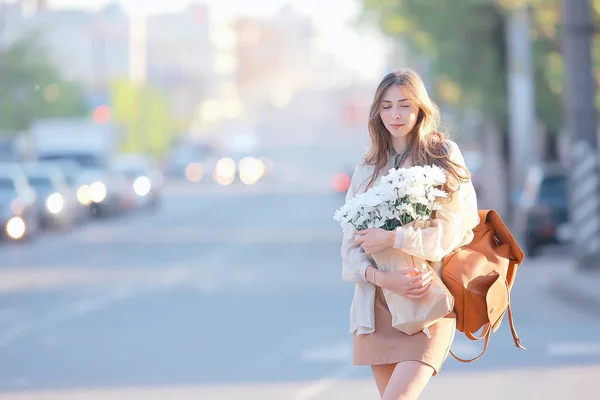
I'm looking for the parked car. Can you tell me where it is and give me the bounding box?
[0,163,40,241]
[22,163,76,230]
[516,162,569,257]
[36,159,91,224]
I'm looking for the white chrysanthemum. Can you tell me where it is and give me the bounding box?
[333,164,449,233]
[426,165,447,185]
[379,205,397,221]
[427,188,448,202]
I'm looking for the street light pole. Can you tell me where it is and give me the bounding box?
[561,0,599,270]
[505,4,536,217]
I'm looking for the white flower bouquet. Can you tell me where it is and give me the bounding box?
[334,165,455,336]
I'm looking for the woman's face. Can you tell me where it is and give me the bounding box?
[379,85,419,139]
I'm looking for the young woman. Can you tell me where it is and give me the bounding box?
[341,69,479,400]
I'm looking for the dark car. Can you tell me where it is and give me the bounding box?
[516,163,569,257]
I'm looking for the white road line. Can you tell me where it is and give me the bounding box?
[293,335,486,399]
[546,342,600,357]
[292,363,356,400]
[0,281,180,348]
[300,342,352,363]
[78,228,342,245]
[0,296,116,347]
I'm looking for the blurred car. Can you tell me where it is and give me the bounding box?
[516,162,569,257]
[36,159,91,224]
[211,151,270,186]
[81,167,132,217]
[0,163,40,241]
[163,142,215,182]
[112,154,163,209]
[22,163,77,230]
[35,152,127,217]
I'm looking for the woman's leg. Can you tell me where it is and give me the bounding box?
[382,360,435,400]
[371,363,397,398]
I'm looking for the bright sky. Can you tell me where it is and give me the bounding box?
[47,0,389,80]
[49,0,359,25]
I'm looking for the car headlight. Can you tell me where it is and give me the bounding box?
[6,216,26,240]
[213,158,236,185]
[133,176,152,196]
[90,181,107,203]
[77,185,92,205]
[46,193,64,214]
[238,157,265,185]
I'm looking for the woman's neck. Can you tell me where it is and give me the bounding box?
[391,137,409,154]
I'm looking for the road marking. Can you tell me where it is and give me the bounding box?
[300,342,352,363]
[79,227,342,244]
[0,280,182,348]
[546,342,600,357]
[292,363,355,400]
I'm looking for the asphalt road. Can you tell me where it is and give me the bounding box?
[0,176,598,399]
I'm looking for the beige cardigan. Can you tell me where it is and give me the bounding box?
[340,140,480,335]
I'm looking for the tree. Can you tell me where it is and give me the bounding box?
[360,0,599,143]
[110,80,179,156]
[0,32,88,133]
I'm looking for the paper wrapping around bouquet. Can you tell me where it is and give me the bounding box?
[371,236,454,336]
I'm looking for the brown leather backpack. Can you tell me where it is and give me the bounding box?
[442,209,526,362]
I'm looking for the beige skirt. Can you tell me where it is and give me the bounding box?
[353,286,456,376]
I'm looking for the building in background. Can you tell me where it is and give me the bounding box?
[2,1,130,95]
[233,5,315,112]
[145,3,216,122]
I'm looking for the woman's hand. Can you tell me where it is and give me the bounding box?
[378,268,434,299]
[354,228,395,255]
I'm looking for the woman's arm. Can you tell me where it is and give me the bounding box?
[392,141,480,261]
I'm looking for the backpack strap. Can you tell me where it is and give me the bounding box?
[466,324,490,340]
[449,331,491,363]
[500,282,526,351]
[451,292,525,363]
[507,303,526,350]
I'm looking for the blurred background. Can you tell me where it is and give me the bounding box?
[0,0,599,399]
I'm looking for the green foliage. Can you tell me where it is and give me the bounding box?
[361,0,599,136]
[0,31,88,133]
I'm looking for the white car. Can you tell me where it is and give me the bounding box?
[112,154,163,209]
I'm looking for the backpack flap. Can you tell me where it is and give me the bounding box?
[481,210,525,291]
[485,210,525,263]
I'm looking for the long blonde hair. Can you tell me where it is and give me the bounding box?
[362,69,470,198]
